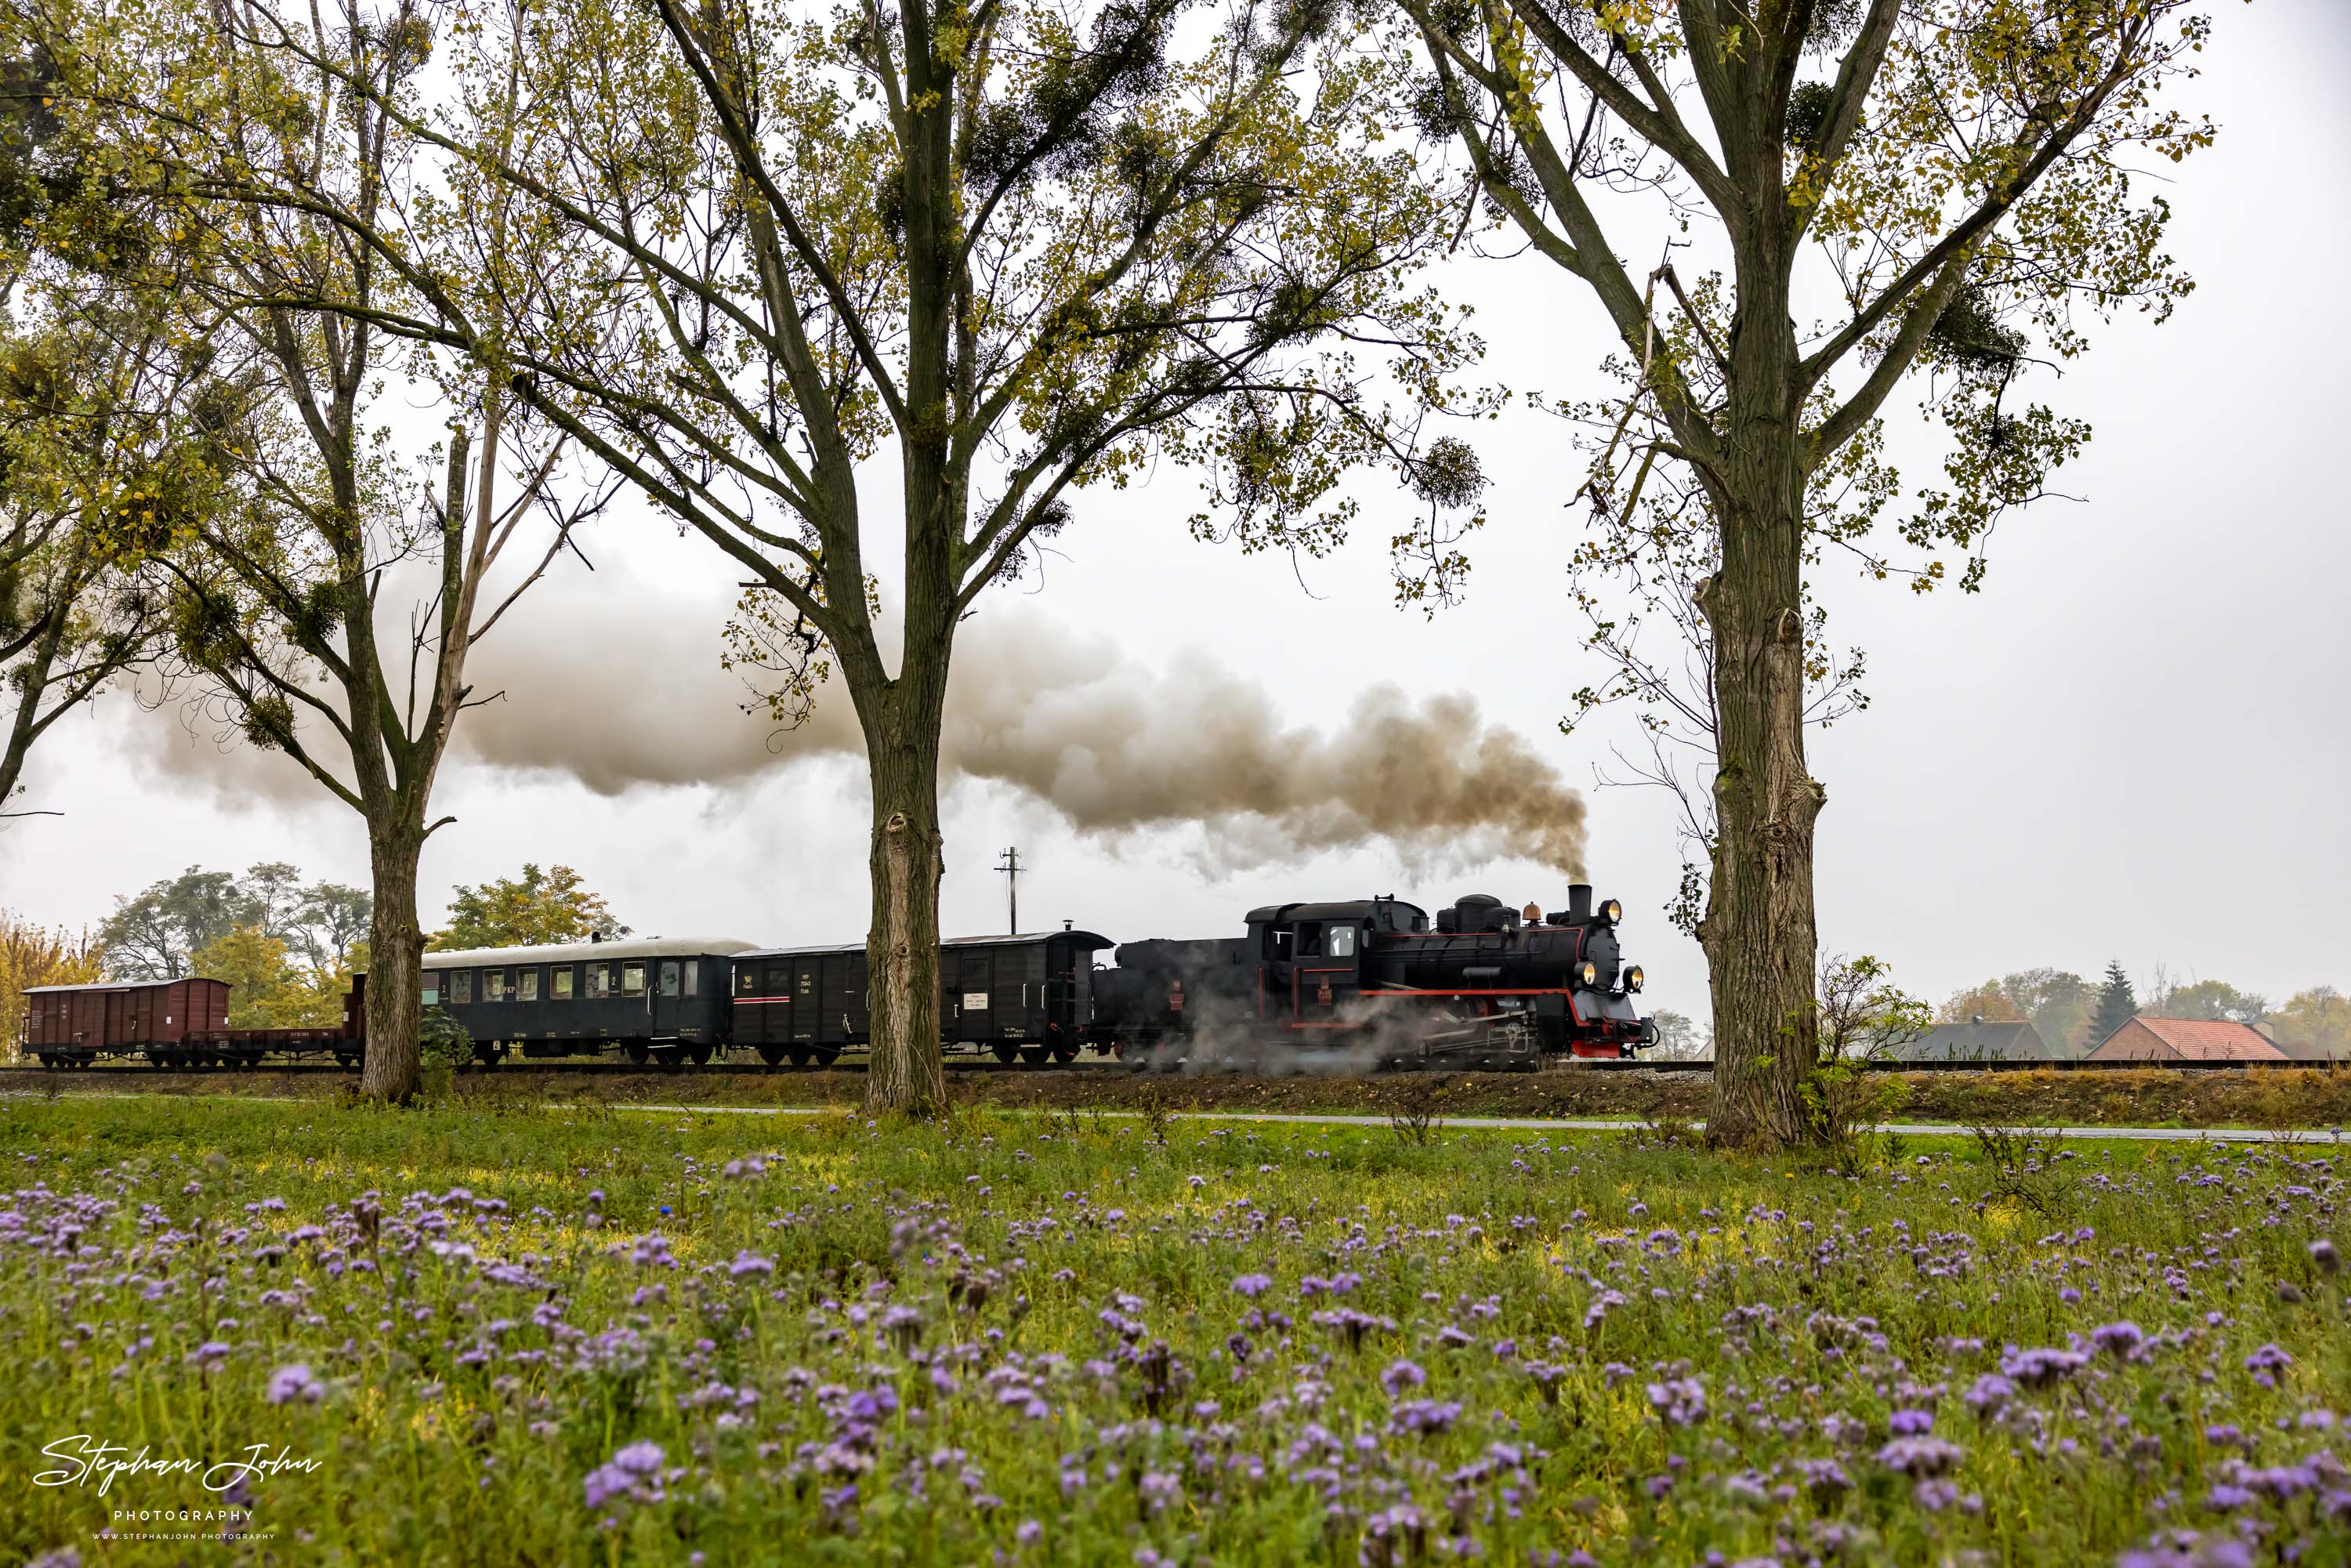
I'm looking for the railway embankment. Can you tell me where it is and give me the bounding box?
[5,1059,2347,1129]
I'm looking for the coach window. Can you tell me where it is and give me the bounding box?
[520,969,540,1002]
[552,966,574,1001]
[1328,925,1357,959]
[622,962,647,998]
[586,965,607,999]
[660,961,680,998]
[422,980,440,1006]
[485,970,508,1003]
[451,971,473,1005]
[683,961,699,998]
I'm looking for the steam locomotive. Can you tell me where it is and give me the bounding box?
[1092,884,1654,1068]
[20,883,1654,1070]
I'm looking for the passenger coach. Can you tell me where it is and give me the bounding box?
[423,937,758,1063]
[732,928,1111,1065]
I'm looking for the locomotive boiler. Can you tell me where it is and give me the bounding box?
[1089,882,1656,1067]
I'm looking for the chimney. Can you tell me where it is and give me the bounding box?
[1567,885,1593,923]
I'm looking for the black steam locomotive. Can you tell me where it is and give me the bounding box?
[1091,883,1654,1068]
[23,884,1654,1070]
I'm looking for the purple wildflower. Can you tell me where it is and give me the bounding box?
[1230,1273,1273,1298]
[1875,1436,1965,1479]
[1382,1360,1427,1396]
[265,1363,324,1405]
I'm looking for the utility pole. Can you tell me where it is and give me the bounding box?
[995,846,1020,933]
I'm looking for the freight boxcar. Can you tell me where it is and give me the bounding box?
[423,937,759,1063]
[733,928,1113,1065]
[21,977,230,1066]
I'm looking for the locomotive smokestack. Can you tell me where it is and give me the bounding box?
[1567,885,1593,923]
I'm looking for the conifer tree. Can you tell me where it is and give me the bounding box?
[2088,960,2138,1048]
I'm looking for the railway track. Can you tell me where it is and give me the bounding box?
[0,1055,2327,1081]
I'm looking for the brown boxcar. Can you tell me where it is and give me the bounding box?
[24,978,231,1061]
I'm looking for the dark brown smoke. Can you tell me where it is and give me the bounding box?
[134,573,1588,878]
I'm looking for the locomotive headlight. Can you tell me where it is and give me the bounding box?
[1578,961,1599,987]
[1625,965,1645,993]
[1600,899,1622,925]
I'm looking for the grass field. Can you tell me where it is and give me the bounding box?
[2,1095,2345,1566]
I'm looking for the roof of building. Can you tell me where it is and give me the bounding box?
[422,937,759,969]
[2087,1016,2289,1062]
[1890,1019,2052,1062]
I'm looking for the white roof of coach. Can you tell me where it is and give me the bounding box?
[423,937,759,969]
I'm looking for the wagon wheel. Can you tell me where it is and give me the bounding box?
[1017,1045,1049,1065]
[991,1042,1020,1064]
[653,1045,687,1067]
[755,1045,786,1066]
[787,1048,811,1067]
[625,1042,650,1065]
[1050,1045,1079,1065]
[812,1047,841,1066]
[689,1043,714,1065]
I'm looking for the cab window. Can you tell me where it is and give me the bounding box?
[1328,925,1357,959]
[1297,922,1324,958]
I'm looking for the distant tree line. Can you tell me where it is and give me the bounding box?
[1938,963,2349,1060]
[0,862,630,1037]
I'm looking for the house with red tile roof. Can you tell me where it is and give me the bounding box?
[2085,1016,2290,1063]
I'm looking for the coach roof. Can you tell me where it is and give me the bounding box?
[422,937,759,969]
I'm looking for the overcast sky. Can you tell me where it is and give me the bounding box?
[4,2,2345,1024]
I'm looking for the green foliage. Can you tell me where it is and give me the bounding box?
[429,864,625,952]
[2088,958,2139,1047]
[2,1099,2344,1565]
[2272,988,2351,1062]
[2150,977,2267,1025]
[100,862,371,981]
[416,1005,471,1069]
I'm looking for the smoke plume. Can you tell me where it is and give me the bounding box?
[459,584,1587,878]
[129,570,1588,879]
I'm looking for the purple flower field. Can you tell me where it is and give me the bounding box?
[1,1097,2344,1565]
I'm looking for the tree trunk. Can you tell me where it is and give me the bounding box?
[360,826,426,1103]
[861,677,949,1118]
[1699,479,1824,1150]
